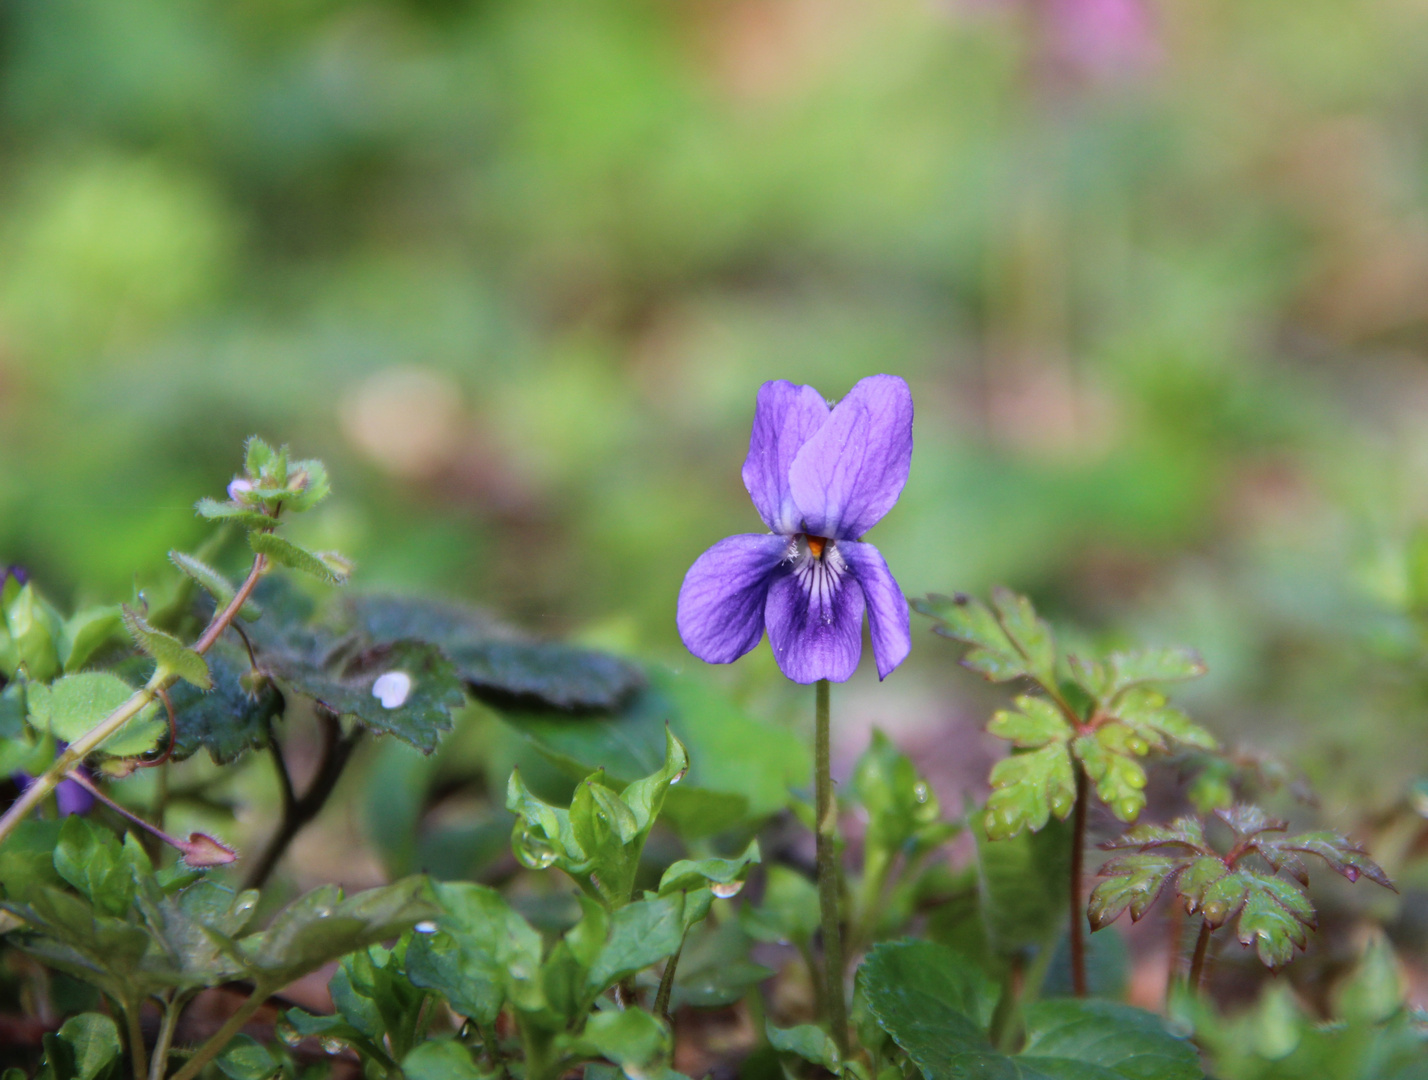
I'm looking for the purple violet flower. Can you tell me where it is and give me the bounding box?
[677,375,914,684]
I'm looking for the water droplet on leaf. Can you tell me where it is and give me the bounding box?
[415,920,438,933]
[710,880,744,899]
[277,1021,301,1047]
[372,670,413,709]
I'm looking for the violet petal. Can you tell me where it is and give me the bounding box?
[54,778,95,817]
[765,554,866,683]
[742,380,831,534]
[839,540,911,680]
[677,533,790,664]
[787,374,913,540]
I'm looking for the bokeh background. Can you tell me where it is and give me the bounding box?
[5,0,1428,930]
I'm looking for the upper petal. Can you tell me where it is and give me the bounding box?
[677,533,790,665]
[787,374,913,540]
[742,381,831,534]
[839,540,910,680]
[765,547,866,684]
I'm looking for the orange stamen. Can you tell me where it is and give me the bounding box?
[806,535,827,560]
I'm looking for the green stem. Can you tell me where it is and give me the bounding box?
[168,984,271,1080]
[1068,763,1088,997]
[814,679,849,1057]
[1188,920,1213,995]
[149,996,183,1080]
[0,555,268,850]
[653,933,687,1022]
[124,1003,148,1080]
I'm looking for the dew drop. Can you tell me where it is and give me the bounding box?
[277,1020,301,1047]
[1344,868,1359,882]
[320,1037,345,1055]
[415,920,438,934]
[710,880,744,899]
[372,671,413,709]
[912,781,930,804]
[670,767,687,786]
[513,827,558,870]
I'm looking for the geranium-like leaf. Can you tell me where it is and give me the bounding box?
[121,606,211,690]
[987,695,1072,748]
[1100,816,1208,852]
[1215,804,1285,840]
[249,532,353,586]
[1090,852,1195,929]
[343,595,644,713]
[165,643,283,764]
[1073,733,1147,823]
[984,743,1076,839]
[914,590,1056,688]
[1104,648,1207,695]
[1110,687,1218,753]
[1254,831,1396,891]
[1235,873,1315,970]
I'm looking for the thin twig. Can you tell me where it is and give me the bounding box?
[242,709,360,890]
[1069,764,1089,997]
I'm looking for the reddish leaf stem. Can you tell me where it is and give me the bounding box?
[1069,763,1089,997]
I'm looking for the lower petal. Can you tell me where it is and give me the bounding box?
[677,534,790,664]
[765,557,866,684]
[839,540,911,680]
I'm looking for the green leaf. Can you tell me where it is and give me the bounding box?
[984,743,1076,838]
[987,696,1073,748]
[588,894,686,990]
[1254,830,1395,891]
[263,639,465,753]
[5,584,63,683]
[280,1010,393,1069]
[405,882,544,1025]
[861,941,1203,1079]
[165,642,282,764]
[1236,874,1313,970]
[245,436,277,477]
[346,594,644,712]
[214,1035,279,1080]
[194,498,275,530]
[53,817,133,918]
[238,877,438,986]
[577,1008,671,1079]
[766,1024,840,1071]
[1110,688,1218,753]
[169,552,262,621]
[1103,648,1207,696]
[59,607,125,674]
[1090,852,1193,930]
[249,532,353,585]
[280,458,332,513]
[975,814,1072,957]
[55,1013,120,1080]
[402,1040,484,1080]
[740,865,820,946]
[121,606,211,690]
[915,591,1056,687]
[1073,732,1147,823]
[27,672,164,758]
[658,840,760,897]
[0,820,64,901]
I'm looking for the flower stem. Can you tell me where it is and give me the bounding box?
[124,1003,148,1080]
[0,555,267,850]
[167,984,271,1080]
[1188,920,1213,995]
[814,679,849,1056]
[653,931,687,1023]
[149,995,183,1080]
[1069,763,1088,997]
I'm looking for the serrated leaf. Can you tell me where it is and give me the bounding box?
[1101,817,1208,852]
[194,498,275,529]
[1104,648,1207,697]
[1090,852,1192,929]
[1074,733,1147,822]
[27,672,165,758]
[1237,878,1312,970]
[249,532,353,585]
[1258,831,1396,891]
[1215,804,1284,840]
[1196,871,1251,928]
[263,639,464,753]
[169,552,262,621]
[987,695,1073,748]
[990,586,1058,688]
[1111,688,1219,752]
[345,594,644,713]
[985,743,1076,838]
[165,642,283,764]
[121,606,211,690]
[914,593,1027,683]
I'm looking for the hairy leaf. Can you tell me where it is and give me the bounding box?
[121,606,211,690]
[985,743,1076,839]
[249,532,353,585]
[165,643,283,764]
[27,672,164,758]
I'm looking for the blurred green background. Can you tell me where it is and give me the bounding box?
[3,0,1428,811]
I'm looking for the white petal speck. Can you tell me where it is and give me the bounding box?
[372,671,413,709]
